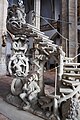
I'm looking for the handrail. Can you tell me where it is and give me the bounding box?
[64,53,80,62]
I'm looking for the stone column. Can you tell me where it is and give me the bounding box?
[34,0,44,95]
[78,0,80,44]
[0,0,8,75]
[61,0,68,56]
[34,0,40,29]
[68,0,77,58]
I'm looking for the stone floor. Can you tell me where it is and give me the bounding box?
[0,75,12,99]
[0,76,11,120]
[0,98,44,120]
[0,113,9,120]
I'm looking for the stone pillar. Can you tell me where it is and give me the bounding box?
[68,0,77,58]
[0,0,8,75]
[61,0,68,56]
[34,0,44,95]
[78,0,80,44]
[34,0,40,29]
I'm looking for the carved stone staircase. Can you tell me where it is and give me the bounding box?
[58,58,80,119]
[26,23,58,54]
[7,5,80,120]
[58,58,80,103]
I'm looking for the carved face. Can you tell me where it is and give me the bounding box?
[18,0,23,7]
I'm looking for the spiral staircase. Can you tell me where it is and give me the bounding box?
[58,57,80,119]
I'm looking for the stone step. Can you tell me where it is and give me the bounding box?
[27,23,50,39]
[63,67,80,72]
[58,85,80,103]
[64,63,80,66]
[63,73,80,78]
[46,94,60,99]
[64,57,73,61]
[26,23,58,54]
[62,79,80,86]
[0,98,44,120]
[27,23,58,47]
[60,88,73,93]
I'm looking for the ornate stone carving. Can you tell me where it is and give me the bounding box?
[7,1,41,112]
[7,3,26,34]
[6,2,80,120]
[8,53,29,77]
[20,73,40,109]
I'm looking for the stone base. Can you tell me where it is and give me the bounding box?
[23,106,57,120]
[6,94,57,120]
[6,94,22,108]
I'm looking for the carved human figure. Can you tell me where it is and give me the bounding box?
[13,58,25,76]
[13,41,28,53]
[7,2,26,30]
[8,53,29,76]
[17,0,26,25]
[19,74,40,109]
